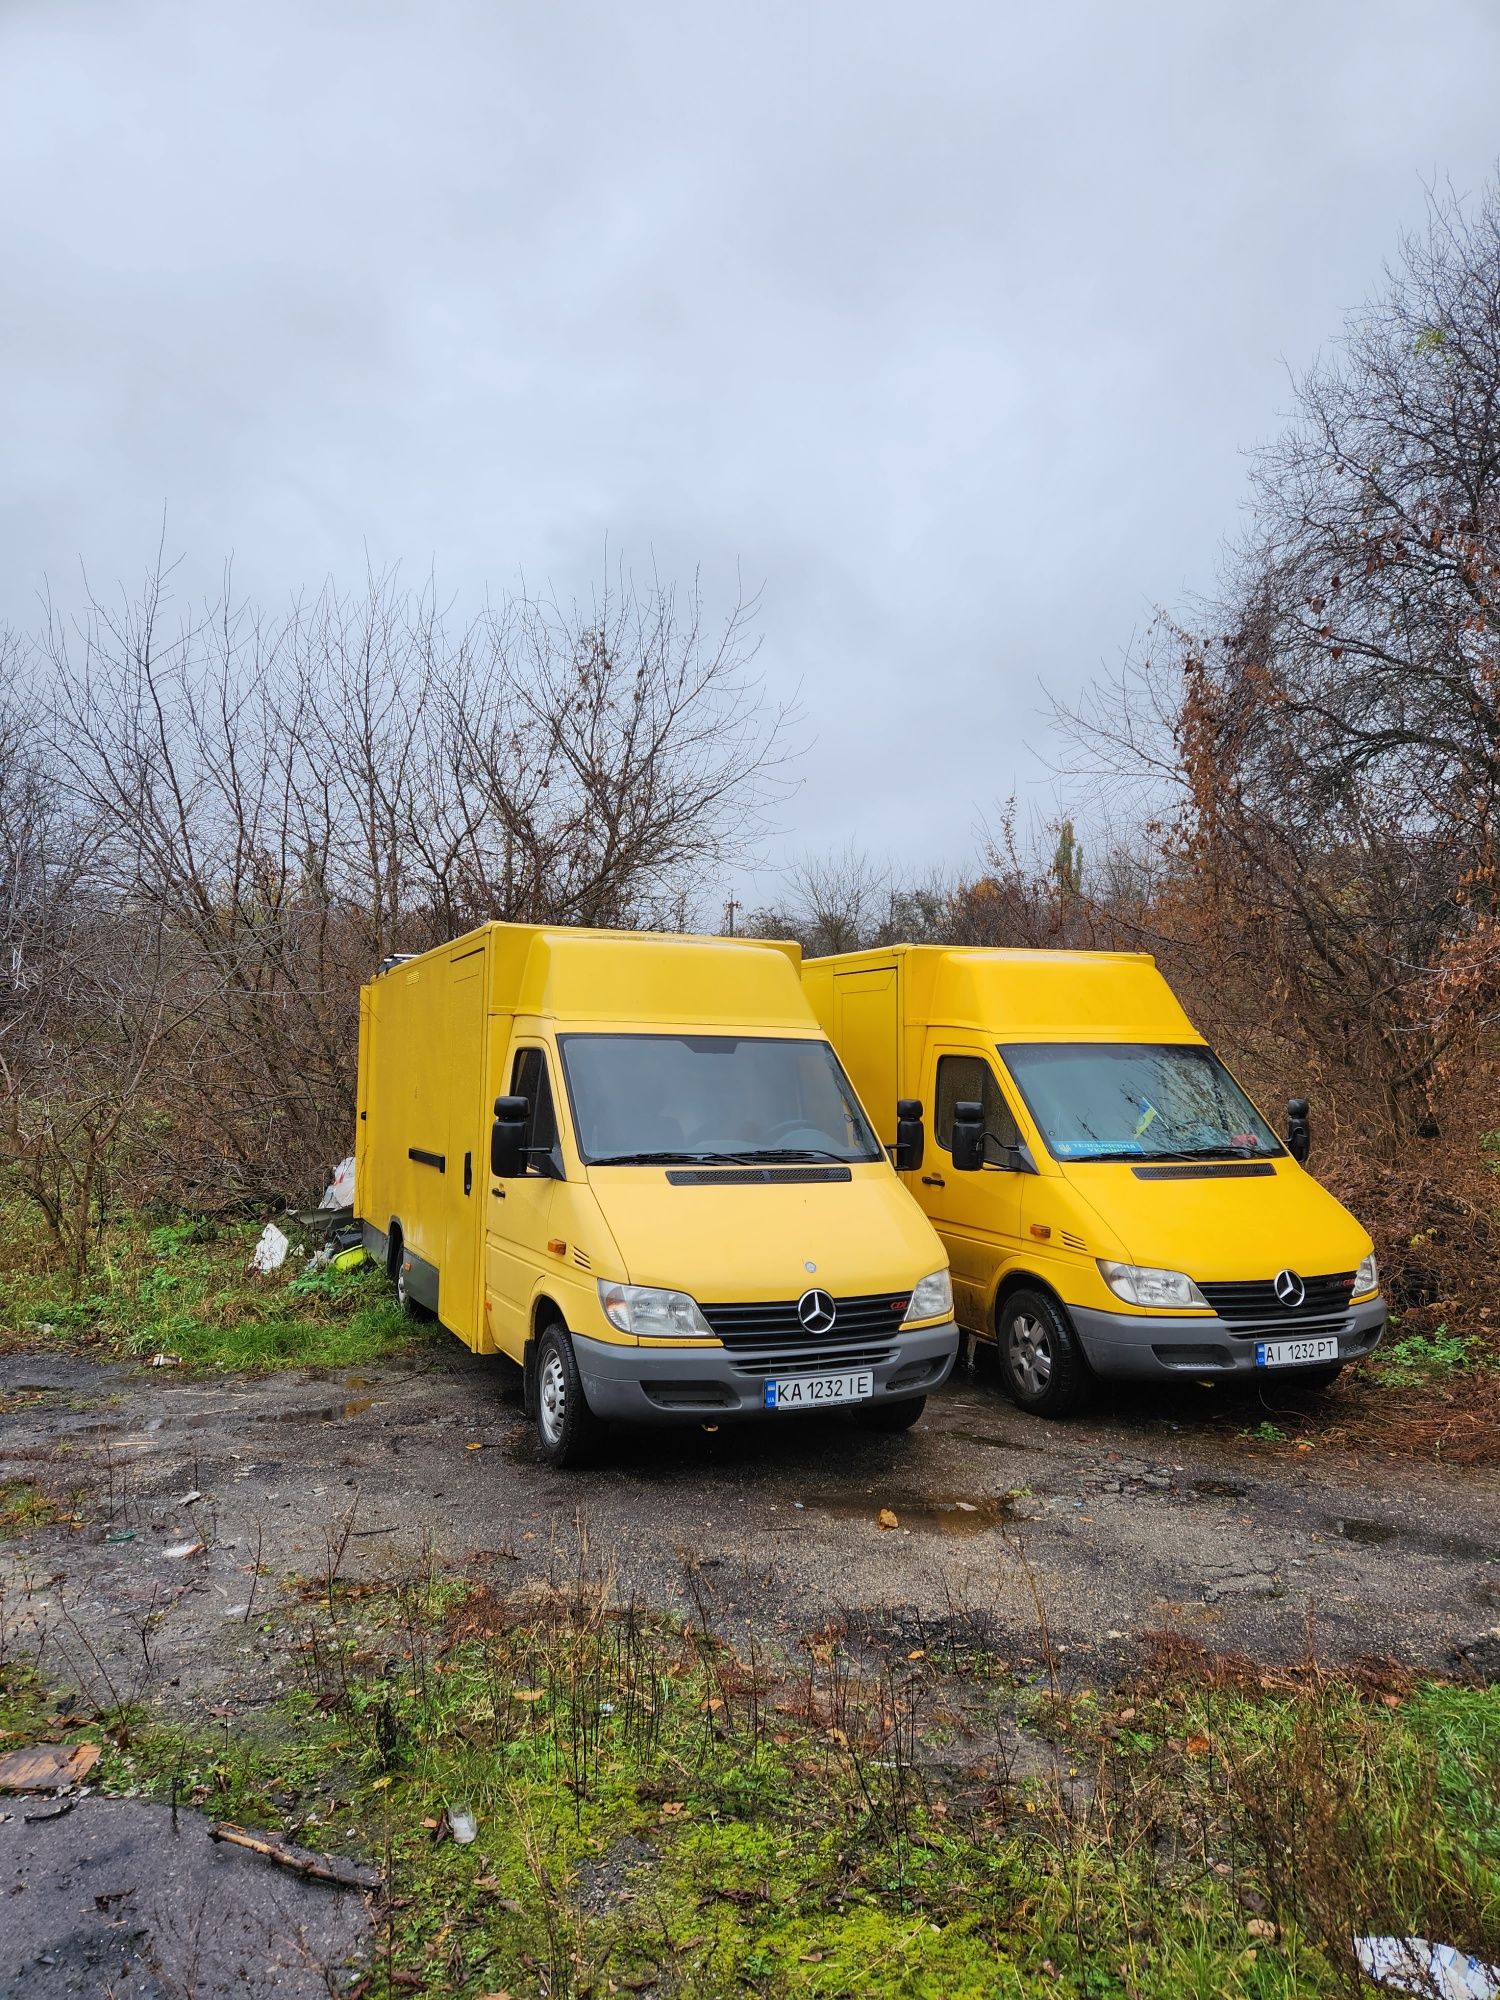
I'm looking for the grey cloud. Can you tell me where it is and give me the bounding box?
[2,0,1498,896]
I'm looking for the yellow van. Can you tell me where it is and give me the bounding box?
[802,944,1385,1416]
[356,923,957,1463]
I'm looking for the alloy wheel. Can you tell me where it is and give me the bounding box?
[1007,1313,1053,1397]
[538,1346,568,1447]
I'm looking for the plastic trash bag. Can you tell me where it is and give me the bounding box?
[320,1156,356,1209]
[250,1222,290,1273]
[1355,1937,1500,1999]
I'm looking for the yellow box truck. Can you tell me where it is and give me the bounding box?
[802,944,1385,1417]
[356,923,957,1463]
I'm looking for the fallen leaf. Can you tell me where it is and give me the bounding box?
[878,1508,899,1529]
[512,1689,545,1703]
[162,1541,204,1561]
[465,1442,483,1451]
[1186,1732,1211,1756]
[907,1649,926,1661]
[1247,1918,1277,1940]
[659,1801,685,1817]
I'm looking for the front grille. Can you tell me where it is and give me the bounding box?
[1198,1272,1357,1324]
[728,1345,896,1375]
[1224,1313,1353,1342]
[701,1292,912,1347]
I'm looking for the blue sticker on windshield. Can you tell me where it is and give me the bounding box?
[1053,1138,1145,1157]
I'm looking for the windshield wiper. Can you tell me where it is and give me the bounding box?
[722,1147,853,1164]
[1138,1145,1271,1161]
[588,1150,733,1166]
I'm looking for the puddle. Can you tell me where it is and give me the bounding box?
[245,1398,379,1424]
[1337,1517,1494,1561]
[1339,1517,1396,1546]
[1194,1477,1250,1499]
[804,1493,1017,1536]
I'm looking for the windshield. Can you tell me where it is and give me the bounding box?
[999,1042,1282,1161]
[559,1034,884,1165]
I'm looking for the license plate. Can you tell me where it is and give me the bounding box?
[1255,1337,1339,1368]
[764,1371,873,1409]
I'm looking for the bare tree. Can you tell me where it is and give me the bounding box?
[1059,175,1500,1146]
[10,552,789,1245]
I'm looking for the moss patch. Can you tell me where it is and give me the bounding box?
[9,1572,1493,1999]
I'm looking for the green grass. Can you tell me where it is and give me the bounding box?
[6,1573,1494,1999]
[0,1196,417,1373]
[1375,1323,1492,1385]
[0,1475,74,1539]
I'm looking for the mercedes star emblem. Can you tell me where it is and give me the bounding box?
[796,1288,837,1333]
[1273,1269,1307,1308]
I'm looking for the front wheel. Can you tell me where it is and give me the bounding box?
[533,1323,600,1468]
[997,1288,1090,1417]
[854,1395,926,1433]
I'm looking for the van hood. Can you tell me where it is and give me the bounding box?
[1067,1159,1373,1280]
[588,1166,946,1302]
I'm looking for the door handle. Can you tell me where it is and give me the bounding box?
[921,1173,946,1188]
[464,1151,473,1195]
[491,1185,505,1199]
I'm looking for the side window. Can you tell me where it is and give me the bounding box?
[509,1047,561,1173]
[935,1054,1020,1154]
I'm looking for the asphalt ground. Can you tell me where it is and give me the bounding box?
[5,1341,1498,1708]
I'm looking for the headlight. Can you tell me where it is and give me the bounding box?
[596,1279,713,1338]
[1353,1252,1379,1297]
[1097,1260,1209,1310]
[902,1269,953,1324]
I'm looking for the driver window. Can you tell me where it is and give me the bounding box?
[509,1047,561,1175]
[935,1054,1020,1154]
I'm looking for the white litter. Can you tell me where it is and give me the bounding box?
[148,1352,182,1368]
[176,1489,203,1506]
[320,1156,356,1209]
[1355,1937,1500,1999]
[446,1808,477,1844]
[250,1223,290,1274]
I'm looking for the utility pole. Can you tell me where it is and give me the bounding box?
[723,897,740,937]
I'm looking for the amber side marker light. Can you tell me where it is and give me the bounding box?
[547,1237,567,1256]
[1029,1223,1052,1240]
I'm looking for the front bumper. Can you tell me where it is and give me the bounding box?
[1073,1295,1387,1381]
[572,1321,959,1424]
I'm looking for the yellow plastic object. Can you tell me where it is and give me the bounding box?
[354,923,950,1371]
[331,1246,366,1273]
[802,944,1378,1339]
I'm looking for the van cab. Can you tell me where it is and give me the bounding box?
[802,944,1385,1416]
[356,923,957,1463]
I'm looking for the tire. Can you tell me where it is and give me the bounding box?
[533,1323,600,1468]
[1280,1361,1344,1392]
[996,1287,1091,1417]
[393,1241,433,1323]
[855,1395,926,1433]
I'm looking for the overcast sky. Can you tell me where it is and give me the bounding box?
[3,1,1498,910]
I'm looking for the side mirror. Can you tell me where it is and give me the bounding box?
[951,1099,985,1173]
[894,1097,924,1173]
[1286,1097,1310,1163]
[491,1094,529,1179]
